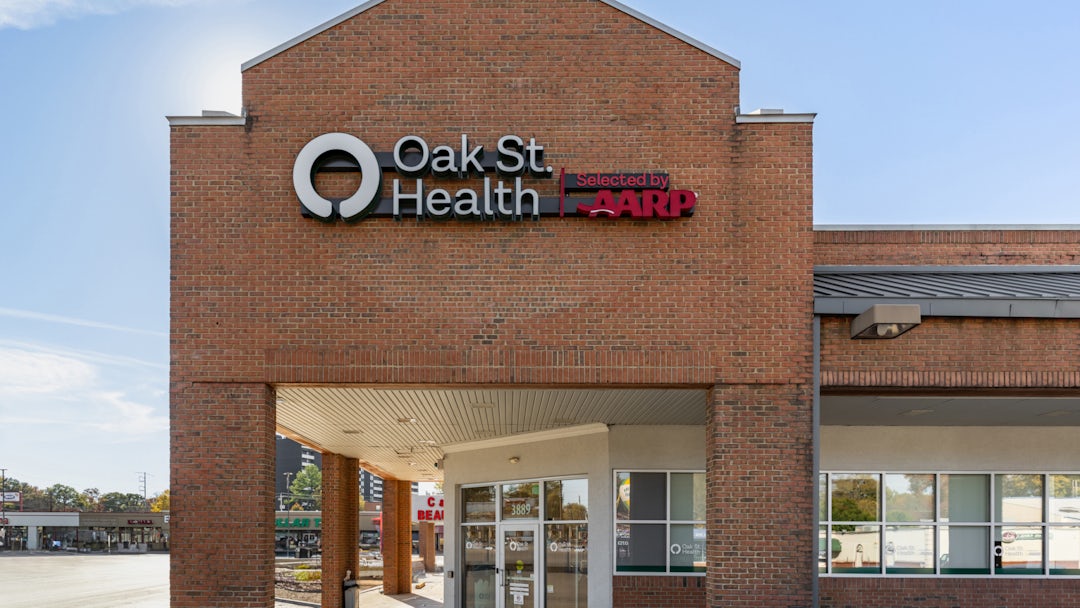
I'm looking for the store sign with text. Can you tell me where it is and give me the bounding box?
[411,494,445,522]
[293,133,696,222]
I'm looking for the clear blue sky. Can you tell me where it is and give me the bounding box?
[1,0,1078,497]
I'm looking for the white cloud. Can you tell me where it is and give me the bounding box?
[0,345,166,439]
[0,346,97,395]
[0,307,166,338]
[0,0,208,30]
[90,390,169,436]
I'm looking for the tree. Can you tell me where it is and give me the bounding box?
[100,492,149,512]
[79,488,102,512]
[149,490,170,512]
[289,465,322,510]
[45,484,81,512]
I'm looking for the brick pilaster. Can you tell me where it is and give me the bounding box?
[382,479,414,594]
[706,383,815,607]
[321,453,359,608]
[170,382,275,608]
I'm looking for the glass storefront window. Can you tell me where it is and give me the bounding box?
[818,526,829,573]
[939,526,990,574]
[1049,525,1080,575]
[613,471,706,575]
[545,523,588,608]
[462,525,496,608]
[502,482,540,520]
[615,523,666,572]
[831,525,880,573]
[819,474,827,522]
[831,474,880,523]
[615,472,665,521]
[884,525,934,574]
[545,480,588,522]
[996,526,1043,574]
[1049,474,1080,523]
[463,486,496,523]
[940,475,989,522]
[670,473,705,521]
[996,474,1043,523]
[669,524,706,573]
[885,474,934,522]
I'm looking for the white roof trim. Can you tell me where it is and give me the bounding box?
[598,0,739,68]
[441,423,609,454]
[166,115,246,126]
[242,0,739,72]
[816,224,1080,231]
[243,0,390,71]
[736,112,816,124]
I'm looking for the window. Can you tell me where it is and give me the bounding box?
[614,471,705,575]
[820,472,1080,577]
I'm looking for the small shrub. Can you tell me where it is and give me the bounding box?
[295,563,312,570]
[295,570,322,583]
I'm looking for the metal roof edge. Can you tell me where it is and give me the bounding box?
[814,297,1080,319]
[242,0,740,73]
[815,265,1080,274]
[736,112,816,123]
[242,0,390,72]
[166,115,246,126]
[816,224,1080,231]
[598,0,740,68]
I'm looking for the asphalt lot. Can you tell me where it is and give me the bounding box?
[0,552,169,608]
[0,552,327,608]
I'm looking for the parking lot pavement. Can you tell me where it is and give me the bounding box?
[0,551,444,608]
[0,552,168,608]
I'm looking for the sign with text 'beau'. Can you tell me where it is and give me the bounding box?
[412,494,445,522]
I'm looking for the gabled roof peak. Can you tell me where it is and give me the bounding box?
[242,0,739,72]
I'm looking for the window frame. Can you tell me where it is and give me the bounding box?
[613,469,706,577]
[820,471,1080,578]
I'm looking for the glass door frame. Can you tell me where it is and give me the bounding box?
[498,521,542,608]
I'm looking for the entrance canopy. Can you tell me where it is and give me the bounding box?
[275,387,707,481]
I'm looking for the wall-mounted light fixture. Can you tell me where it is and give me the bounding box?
[851,304,922,339]
[508,456,520,464]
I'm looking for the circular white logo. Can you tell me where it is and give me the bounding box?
[293,133,382,220]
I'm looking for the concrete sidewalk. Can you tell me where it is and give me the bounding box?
[276,571,444,608]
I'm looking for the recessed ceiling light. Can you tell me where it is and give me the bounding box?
[418,440,438,446]
[899,408,935,416]
[342,430,361,434]
[397,417,418,424]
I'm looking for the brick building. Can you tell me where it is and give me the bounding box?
[168,1,1080,607]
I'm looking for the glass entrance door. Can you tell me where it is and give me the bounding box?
[500,523,539,608]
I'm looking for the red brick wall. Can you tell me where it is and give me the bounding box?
[815,228,1080,266]
[169,382,275,608]
[170,2,816,607]
[612,576,705,608]
[821,578,1080,607]
[707,383,815,607]
[821,316,1080,391]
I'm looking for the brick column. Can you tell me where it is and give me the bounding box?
[170,382,275,608]
[419,522,436,572]
[382,479,414,594]
[706,383,815,607]
[321,453,359,608]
